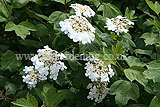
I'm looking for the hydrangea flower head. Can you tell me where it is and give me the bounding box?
[23,46,67,89]
[22,66,49,89]
[105,15,134,35]
[87,82,109,103]
[59,15,95,44]
[84,57,114,82]
[70,3,95,18]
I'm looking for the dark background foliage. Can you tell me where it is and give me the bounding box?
[0,0,160,107]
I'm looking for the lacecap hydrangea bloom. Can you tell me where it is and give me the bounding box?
[70,3,95,18]
[84,57,114,82]
[105,15,134,35]
[22,66,49,89]
[87,82,109,103]
[84,56,114,103]
[22,45,67,89]
[59,15,95,44]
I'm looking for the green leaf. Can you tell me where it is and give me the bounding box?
[94,26,111,47]
[128,104,148,107]
[5,82,17,95]
[95,33,105,47]
[5,21,36,39]
[19,39,44,48]
[67,56,82,71]
[52,0,71,4]
[79,41,101,53]
[19,21,36,31]
[124,66,148,87]
[0,2,11,22]
[12,0,29,8]
[126,56,146,67]
[85,0,100,7]
[110,80,139,106]
[103,3,122,18]
[35,13,49,21]
[48,11,66,23]
[75,87,94,107]
[32,24,48,38]
[141,33,160,46]
[0,76,7,87]
[30,0,42,5]
[135,49,152,56]
[122,33,136,48]
[0,50,21,72]
[145,0,160,16]
[35,84,66,107]
[147,18,160,31]
[125,7,137,20]
[143,60,160,83]
[53,90,66,106]
[143,61,160,83]
[146,60,160,70]
[150,96,160,107]
[48,11,68,31]
[112,41,124,59]
[72,65,90,88]
[5,22,16,31]
[52,33,71,51]
[143,69,160,83]
[35,84,56,107]
[12,93,38,107]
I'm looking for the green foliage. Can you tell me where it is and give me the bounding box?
[124,66,147,86]
[110,80,139,106]
[143,61,160,83]
[145,0,160,16]
[135,49,152,56]
[126,56,146,67]
[13,0,42,8]
[141,33,160,46]
[5,21,36,39]
[150,96,160,107]
[0,1,11,22]
[125,7,137,20]
[1,0,160,106]
[5,82,17,95]
[52,0,71,4]
[0,50,21,72]
[103,3,122,18]
[12,93,38,107]
[48,11,69,31]
[34,84,66,107]
[112,41,124,59]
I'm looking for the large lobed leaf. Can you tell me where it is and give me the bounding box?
[103,3,122,18]
[0,1,11,22]
[5,21,36,39]
[12,0,42,8]
[143,60,160,83]
[12,93,38,107]
[0,50,21,72]
[124,66,148,87]
[35,84,66,107]
[110,80,139,106]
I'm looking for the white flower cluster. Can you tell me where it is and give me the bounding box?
[22,66,48,89]
[70,3,95,18]
[59,15,95,44]
[84,58,114,82]
[84,56,114,103]
[22,46,67,89]
[87,82,109,103]
[60,4,96,44]
[105,15,134,35]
